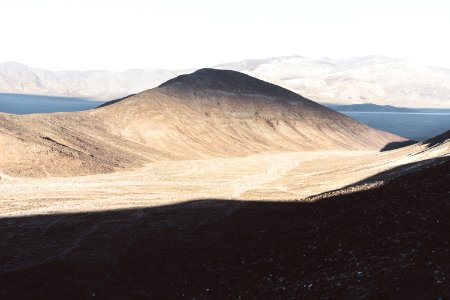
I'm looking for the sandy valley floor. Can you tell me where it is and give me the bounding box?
[2,141,447,217]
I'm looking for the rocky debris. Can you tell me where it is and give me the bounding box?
[0,158,448,299]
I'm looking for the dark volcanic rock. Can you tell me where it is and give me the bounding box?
[159,68,305,100]
[1,158,449,299]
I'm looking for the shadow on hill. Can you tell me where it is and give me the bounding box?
[380,140,417,151]
[344,156,450,188]
[381,130,450,152]
[422,130,450,148]
[96,94,136,108]
[0,160,449,299]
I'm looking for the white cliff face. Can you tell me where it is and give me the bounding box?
[1,56,450,107]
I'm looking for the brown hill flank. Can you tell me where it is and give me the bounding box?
[0,69,403,177]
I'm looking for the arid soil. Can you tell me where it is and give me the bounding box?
[0,70,448,299]
[0,140,448,299]
[0,137,448,217]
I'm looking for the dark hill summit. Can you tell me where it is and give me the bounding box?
[159,68,303,100]
[97,68,403,153]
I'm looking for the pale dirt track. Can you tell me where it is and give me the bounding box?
[1,139,447,217]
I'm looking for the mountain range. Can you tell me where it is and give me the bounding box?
[217,56,450,108]
[0,61,184,100]
[1,55,450,108]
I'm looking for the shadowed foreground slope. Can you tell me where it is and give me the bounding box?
[1,158,448,299]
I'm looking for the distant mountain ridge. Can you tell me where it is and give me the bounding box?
[328,103,419,113]
[0,61,187,100]
[1,55,450,107]
[216,55,450,108]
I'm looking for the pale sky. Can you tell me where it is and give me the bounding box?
[1,0,450,71]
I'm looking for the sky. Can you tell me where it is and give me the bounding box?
[1,0,450,71]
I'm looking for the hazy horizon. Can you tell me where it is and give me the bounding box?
[2,0,450,71]
[0,54,438,73]
[3,54,450,72]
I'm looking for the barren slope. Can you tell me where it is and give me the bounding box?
[1,131,447,217]
[0,132,448,299]
[0,112,172,177]
[0,69,403,177]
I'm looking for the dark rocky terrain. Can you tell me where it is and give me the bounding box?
[1,152,448,299]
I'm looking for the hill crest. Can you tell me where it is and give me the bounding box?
[0,69,405,177]
[159,68,302,99]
